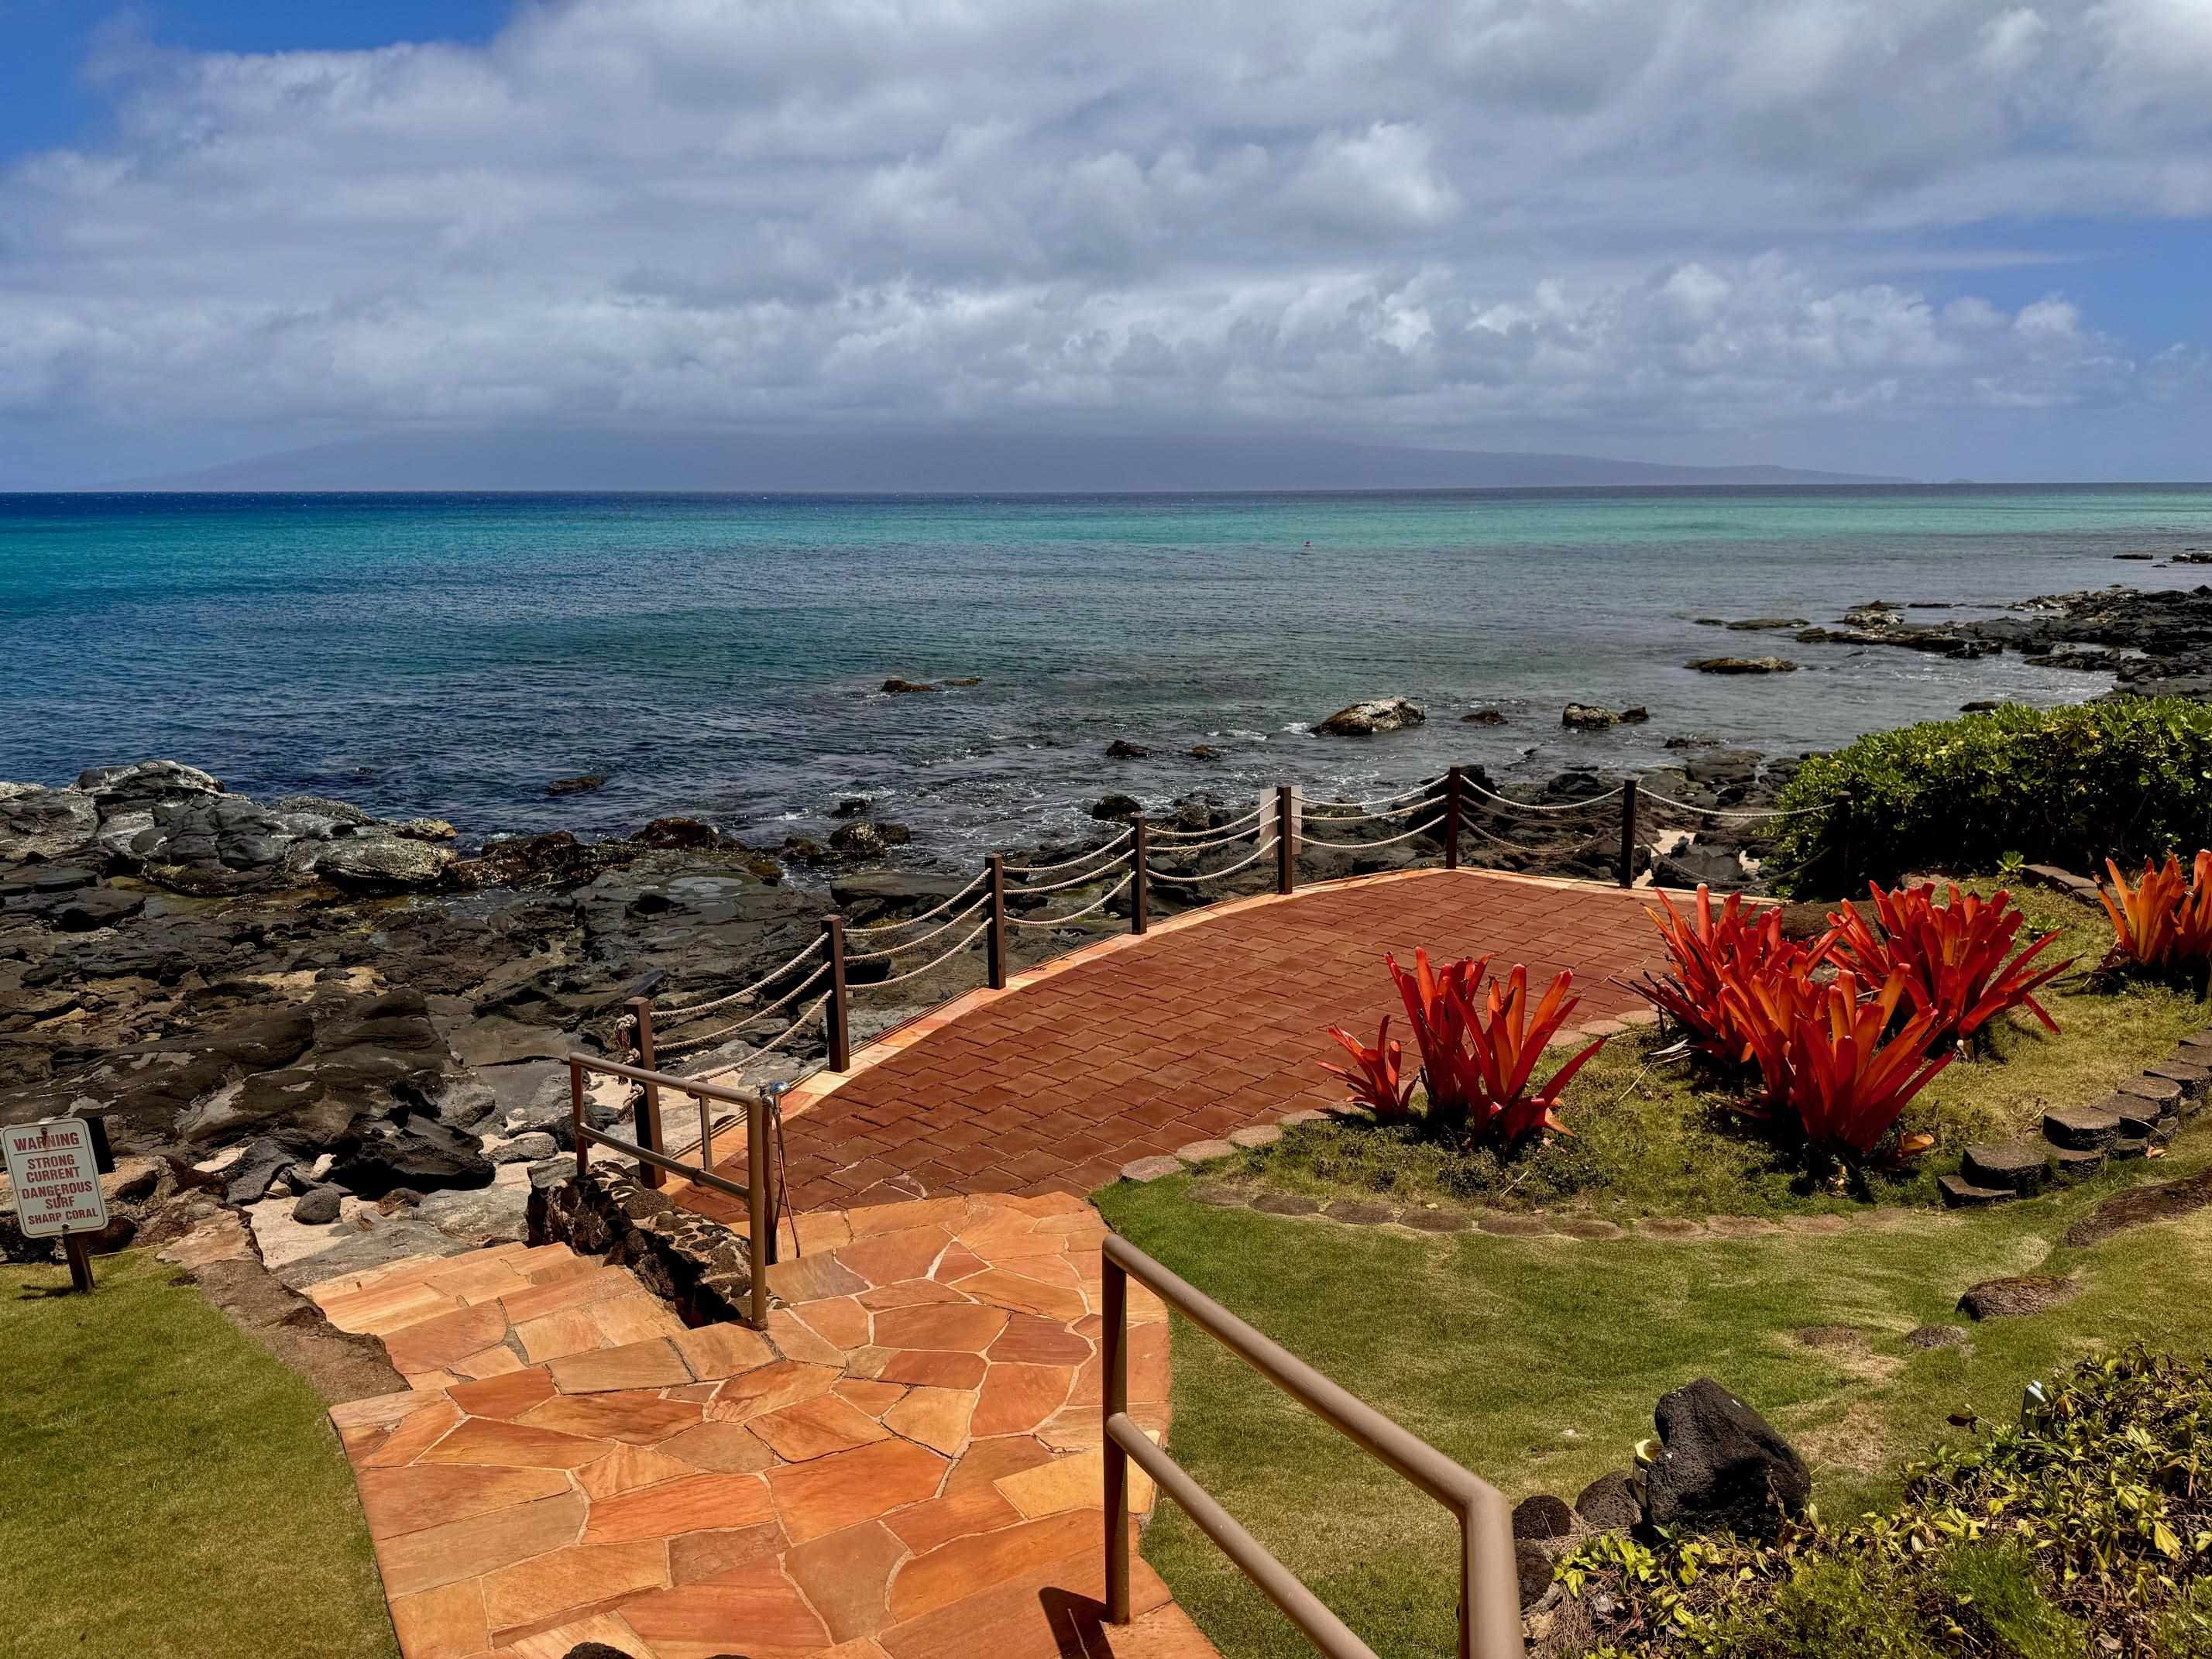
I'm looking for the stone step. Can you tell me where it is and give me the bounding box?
[2104,1094,2166,1138]
[2049,1144,2107,1182]
[2145,1059,2210,1101]
[2118,1075,2184,1114]
[2111,1135,2151,1161]
[2043,1102,2124,1150]
[1960,1139,2049,1197]
[1939,1174,2018,1209]
[2179,1029,2212,1062]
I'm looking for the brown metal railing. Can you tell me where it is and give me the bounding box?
[1101,1232,1525,1659]
[565,1052,781,1328]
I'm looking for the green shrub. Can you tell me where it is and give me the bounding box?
[1770,699,2212,897]
[1561,1345,2212,1658]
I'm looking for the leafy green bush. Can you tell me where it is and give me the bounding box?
[1770,699,2212,897]
[1562,1345,2212,1657]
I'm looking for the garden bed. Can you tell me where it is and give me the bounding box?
[1224,880,2206,1223]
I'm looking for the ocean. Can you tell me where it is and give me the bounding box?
[5,486,2211,862]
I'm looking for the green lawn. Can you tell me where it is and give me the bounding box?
[0,1251,398,1659]
[1243,880,2204,1218]
[1097,1141,2212,1659]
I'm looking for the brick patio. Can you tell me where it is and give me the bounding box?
[691,869,1675,1217]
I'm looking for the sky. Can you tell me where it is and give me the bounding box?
[1,0,2209,486]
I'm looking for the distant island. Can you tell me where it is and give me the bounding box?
[116,428,1910,493]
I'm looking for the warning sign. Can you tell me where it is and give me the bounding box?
[2,1117,109,1239]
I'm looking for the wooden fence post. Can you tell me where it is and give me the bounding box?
[1276,785,1296,896]
[823,915,852,1072]
[1618,778,1639,889]
[1131,816,1149,935]
[1444,766,1462,871]
[986,854,1008,990]
[627,995,666,1190]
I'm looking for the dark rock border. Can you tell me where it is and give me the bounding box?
[528,1163,757,1326]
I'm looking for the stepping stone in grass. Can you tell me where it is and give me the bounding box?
[1905,1324,1970,1350]
[1321,1199,1397,1226]
[2145,1060,2210,1100]
[2049,1145,2106,1182]
[1939,1175,2017,1209]
[1188,1183,1246,1207]
[2118,1075,2183,1112]
[1249,1191,1318,1217]
[1399,1208,1471,1234]
[1960,1139,2049,1197]
[2042,1102,2123,1150]
[1118,1156,1183,1183]
[1958,1275,2078,1320]
[1512,1493,1575,1540]
[1476,1213,1552,1237]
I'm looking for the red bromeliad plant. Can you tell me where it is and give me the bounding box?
[1317,1017,1415,1122]
[2100,852,2212,973]
[1631,885,1832,1066]
[1829,881,2073,1046]
[1317,950,1604,1146]
[1780,968,1956,1156]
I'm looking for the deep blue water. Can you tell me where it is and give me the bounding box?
[5,486,2212,860]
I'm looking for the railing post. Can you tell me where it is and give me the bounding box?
[1131,816,1149,936]
[1102,1249,1131,1625]
[569,1057,588,1180]
[1444,766,1462,871]
[627,995,666,1190]
[746,1091,771,1329]
[1275,785,1295,896]
[693,1088,714,1183]
[1618,778,1639,889]
[823,915,851,1072]
[986,854,1008,990]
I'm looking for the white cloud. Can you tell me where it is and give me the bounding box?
[0,0,2208,478]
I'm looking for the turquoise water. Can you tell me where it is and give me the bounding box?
[5,486,2211,857]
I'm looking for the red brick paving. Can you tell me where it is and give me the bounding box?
[700,871,1674,1215]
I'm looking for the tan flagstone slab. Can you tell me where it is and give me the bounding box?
[617,1560,830,1659]
[520,1390,704,1446]
[765,1306,849,1365]
[785,1519,908,1644]
[929,1243,988,1284]
[986,1313,1090,1366]
[331,1387,448,1434]
[879,1386,973,1457]
[582,1472,776,1545]
[576,1441,699,1501]
[955,1269,1088,1325]
[420,1254,537,1303]
[482,1537,669,1637]
[942,1434,1055,1495]
[319,1279,455,1337]
[513,1307,607,1364]
[498,1265,639,1325]
[1126,1321,1171,1404]
[363,1397,463,1469]
[994,1446,1153,1520]
[762,1251,868,1304]
[874,1524,1173,1659]
[875,1350,988,1390]
[389,1577,488,1659]
[766,1437,949,1545]
[791,1294,874,1352]
[669,1321,775,1380]
[747,1393,890,1462]
[833,1378,908,1417]
[832,1224,954,1287]
[376,1491,588,1598]
[881,1485,1023,1557]
[970,1363,1073,1437]
[590,1294,689,1347]
[357,1464,573,1540]
[656,1420,778,1475]
[447,1366,558,1422]
[668,1520,788,1586]
[885,1507,1097,1623]
[869,1303,1008,1354]
[383,1302,514,1377]
[414,1417,610,1471]
[503,1612,660,1659]
[546,1337,691,1394]
[856,1277,967,1311]
[452,1345,526,1381]
[706,1360,840,1423]
[846,1196,968,1238]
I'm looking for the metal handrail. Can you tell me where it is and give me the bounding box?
[565,1052,779,1328]
[1101,1232,1524,1659]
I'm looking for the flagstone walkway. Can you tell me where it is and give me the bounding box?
[316,1193,1214,1659]
[692,868,1672,1217]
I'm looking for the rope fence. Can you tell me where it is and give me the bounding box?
[618,764,1843,1090]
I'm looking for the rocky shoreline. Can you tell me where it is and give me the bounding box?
[8,583,2206,1289]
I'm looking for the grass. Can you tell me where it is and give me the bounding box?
[0,1250,398,1659]
[1252,880,2203,1219]
[1095,1135,2212,1659]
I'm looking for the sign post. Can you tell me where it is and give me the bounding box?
[3,1116,110,1293]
